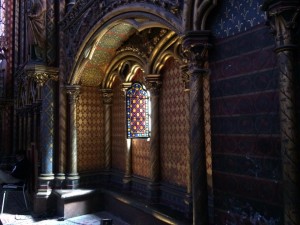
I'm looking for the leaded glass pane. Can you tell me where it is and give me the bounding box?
[126,82,150,138]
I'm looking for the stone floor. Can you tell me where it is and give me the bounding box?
[0,190,130,225]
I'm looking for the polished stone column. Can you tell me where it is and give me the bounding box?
[145,74,161,203]
[122,82,132,191]
[181,65,193,217]
[102,89,113,172]
[65,85,81,189]
[182,31,211,225]
[263,2,300,225]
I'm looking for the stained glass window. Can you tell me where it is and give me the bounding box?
[126,82,150,138]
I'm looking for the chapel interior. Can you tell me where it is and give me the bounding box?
[0,0,299,225]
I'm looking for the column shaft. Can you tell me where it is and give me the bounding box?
[66,85,80,189]
[262,3,300,224]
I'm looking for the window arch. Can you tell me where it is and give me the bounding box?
[126,82,150,138]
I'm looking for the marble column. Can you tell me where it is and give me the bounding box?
[145,74,161,203]
[263,2,300,225]
[182,31,211,225]
[65,85,81,189]
[102,89,113,172]
[122,82,132,191]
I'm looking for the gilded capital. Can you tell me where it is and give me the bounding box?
[101,89,113,104]
[182,31,212,74]
[144,74,162,96]
[26,64,58,87]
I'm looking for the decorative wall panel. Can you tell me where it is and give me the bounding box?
[77,86,105,172]
[111,77,126,171]
[159,58,188,187]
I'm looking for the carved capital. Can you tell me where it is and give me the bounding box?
[101,89,113,104]
[144,74,162,96]
[182,31,212,75]
[262,1,300,49]
[26,64,58,87]
[65,85,81,104]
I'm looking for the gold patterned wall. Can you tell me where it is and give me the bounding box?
[111,77,126,171]
[77,86,105,172]
[131,69,151,178]
[159,58,189,187]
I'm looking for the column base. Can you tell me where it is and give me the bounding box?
[66,174,80,189]
[147,182,160,203]
[38,173,55,193]
[122,175,131,192]
[54,173,66,189]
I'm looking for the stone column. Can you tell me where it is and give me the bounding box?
[102,89,113,172]
[181,65,193,218]
[145,74,161,203]
[121,82,132,191]
[27,65,58,214]
[65,85,81,189]
[182,31,211,225]
[263,2,300,225]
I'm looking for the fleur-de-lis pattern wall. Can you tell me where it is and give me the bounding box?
[211,0,265,38]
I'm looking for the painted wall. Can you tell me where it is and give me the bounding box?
[209,1,282,224]
[77,86,105,172]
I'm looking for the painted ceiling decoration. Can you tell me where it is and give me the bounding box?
[79,22,173,88]
[80,23,136,86]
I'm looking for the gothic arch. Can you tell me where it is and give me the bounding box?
[62,1,183,87]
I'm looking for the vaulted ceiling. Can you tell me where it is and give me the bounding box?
[78,20,172,87]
